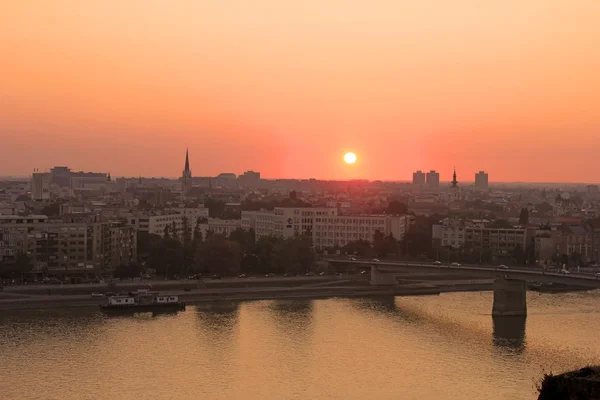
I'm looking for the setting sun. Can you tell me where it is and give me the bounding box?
[344,152,357,164]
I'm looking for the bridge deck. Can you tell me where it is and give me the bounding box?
[326,260,600,289]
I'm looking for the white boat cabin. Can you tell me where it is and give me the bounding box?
[155,295,179,304]
[107,296,135,306]
[106,293,180,306]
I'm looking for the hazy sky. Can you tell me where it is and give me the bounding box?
[1,0,599,182]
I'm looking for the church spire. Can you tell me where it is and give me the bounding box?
[184,147,190,174]
[181,148,192,200]
[451,167,458,188]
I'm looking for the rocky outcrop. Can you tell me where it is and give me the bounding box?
[538,366,600,400]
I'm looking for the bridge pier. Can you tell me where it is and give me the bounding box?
[492,278,527,317]
[370,266,397,285]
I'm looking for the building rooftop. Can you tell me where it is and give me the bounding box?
[0,214,48,220]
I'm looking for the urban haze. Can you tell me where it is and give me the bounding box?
[2,1,600,399]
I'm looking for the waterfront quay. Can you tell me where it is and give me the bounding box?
[0,274,493,310]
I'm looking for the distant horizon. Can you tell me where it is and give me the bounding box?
[1,173,598,187]
[2,1,600,182]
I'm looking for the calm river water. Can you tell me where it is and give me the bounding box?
[1,291,600,400]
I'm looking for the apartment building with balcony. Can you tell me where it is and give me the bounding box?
[432,218,527,258]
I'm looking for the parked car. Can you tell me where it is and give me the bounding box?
[305,272,315,276]
[211,274,222,280]
[560,269,570,275]
[284,272,294,277]
[349,257,357,261]
[319,272,326,276]
[371,258,380,262]
[90,292,104,298]
[265,273,275,277]
[498,265,509,269]
[361,270,369,275]
[433,261,442,265]
[451,262,461,267]
[238,274,249,278]
[141,274,151,279]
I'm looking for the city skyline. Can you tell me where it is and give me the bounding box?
[2,1,600,182]
[5,161,600,186]
[3,2,600,398]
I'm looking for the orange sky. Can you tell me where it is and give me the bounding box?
[1,0,599,182]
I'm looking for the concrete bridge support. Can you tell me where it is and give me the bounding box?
[492,278,527,317]
[370,267,397,285]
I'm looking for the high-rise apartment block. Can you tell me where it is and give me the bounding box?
[475,171,489,190]
[31,172,51,201]
[412,170,426,185]
[426,170,440,189]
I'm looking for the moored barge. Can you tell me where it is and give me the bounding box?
[100,291,186,311]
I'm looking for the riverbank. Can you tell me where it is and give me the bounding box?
[0,280,494,311]
[537,366,600,399]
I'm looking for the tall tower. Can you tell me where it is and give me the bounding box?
[182,148,192,200]
[451,167,458,188]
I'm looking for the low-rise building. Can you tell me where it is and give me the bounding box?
[534,235,558,262]
[242,207,413,249]
[556,225,595,262]
[432,218,527,258]
[0,214,138,274]
[205,218,242,237]
[87,220,137,272]
[170,205,209,223]
[131,211,204,240]
[553,195,579,217]
[0,215,89,272]
[70,171,109,189]
[0,203,15,215]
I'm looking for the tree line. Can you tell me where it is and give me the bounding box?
[137,220,316,278]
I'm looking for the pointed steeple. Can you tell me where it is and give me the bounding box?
[451,167,458,188]
[184,147,190,174]
[181,148,193,200]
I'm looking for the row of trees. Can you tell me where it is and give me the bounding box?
[138,225,316,278]
[241,191,312,212]
[0,253,33,280]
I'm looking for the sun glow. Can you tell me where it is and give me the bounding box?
[344,152,357,164]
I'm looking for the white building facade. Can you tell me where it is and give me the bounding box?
[242,207,414,249]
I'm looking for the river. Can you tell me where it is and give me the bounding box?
[1,291,599,400]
